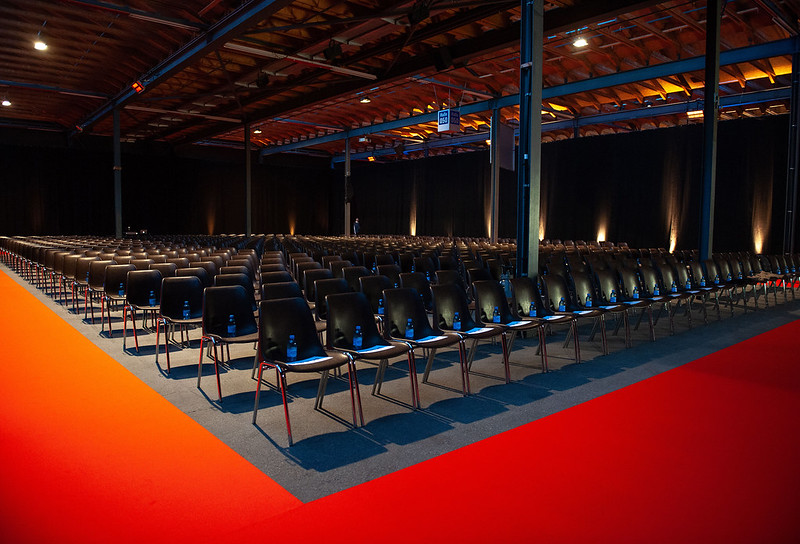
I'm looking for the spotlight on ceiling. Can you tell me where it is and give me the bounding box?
[34,34,47,50]
[131,81,145,93]
[323,41,342,62]
[359,96,371,104]
[573,37,588,48]
[253,128,262,134]
[1,99,11,107]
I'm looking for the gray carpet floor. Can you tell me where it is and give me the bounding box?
[8,264,799,503]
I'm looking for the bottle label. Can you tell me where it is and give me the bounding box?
[377,306,384,315]
[405,328,414,339]
[453,320,461,331]
[286,347,297,361]
[227,324,236,335]
[353,336,362,348]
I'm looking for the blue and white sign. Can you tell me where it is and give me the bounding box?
[437,108,461,133]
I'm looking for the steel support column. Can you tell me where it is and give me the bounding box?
[344,138,351,237]
[113,108,122,239]
[245,123,252,236]
[490,108,501,243]
[785,52,800,255]
[700,0,722,260]
[516,0,543,277]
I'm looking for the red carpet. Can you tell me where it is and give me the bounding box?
[1,268,799,543]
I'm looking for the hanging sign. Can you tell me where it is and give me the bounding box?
[437,109,461,133]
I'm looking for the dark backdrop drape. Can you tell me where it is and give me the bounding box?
[0,115,792,253]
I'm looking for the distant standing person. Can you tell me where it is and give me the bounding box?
[353,218,361,236]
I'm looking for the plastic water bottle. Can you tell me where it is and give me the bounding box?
[405,318,414,339]
[685,277,691,289]
[453,311,461,330]
[585,293,592,307]
[528,302,537,317]
[632,287,639,299]
[148,290,156,306]
[377,297,384,315]
[700,276,706,287]
[426,271,431,282]
[411,262,416,273]
[738,271,743,280]
[492,306,500,323]
[227,314,236,336]
[372,263,377,274]
[610,290,617,303]
[671,280,677,293]
[353,325,363,348]
[726,272,732,281]
[653,283,660,296]
[714,274,720,285]
[118,282,124,297]
[558,297,566,312]
[286,334,297,361]
[182,300,190,319]
[394,282,399,289]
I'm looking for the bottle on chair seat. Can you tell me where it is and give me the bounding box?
[286,334,297,361]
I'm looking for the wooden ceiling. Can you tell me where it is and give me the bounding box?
[1,0,799,161]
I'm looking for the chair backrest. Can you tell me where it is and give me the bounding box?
[160,276,204,320]
[472,280,515,325]
[262,281,304,301]
[103,264,136,296]
[204,255,225,269]
[321,255,342,269]
[260,263,286,273]
[258,297,327,362]
[177,267,212,287]
[342,266,371,292]
[435,269,464,289]
[638,266,663,296]
[330,260,354,278]
[75,256,99,284]
[314,278,351,321]
[194,260,218,278]
[467,267,492,285]
[150,262,178,278]
[221,265,252,279]
[126,269,163,307]
[166,257,190,269]
[261,270,294,285]
[376,264,401,287]
[214,272,257,311]
[303,268,334,302]
[510,276,543,318]
[399,271,432,310]
[296,261,322,281]
[617,267,645,299]
[540,274,571,312]
[326,291,388,350]
[383,287,435,340]
[594,268,624,303]
[88,259,114,289]
[431,282,478,332]
[413,256,437,279]
[63,254,82,280]
[114,256,133,265]
[358,274,393,314]
[202,285,258,338]
[131,258,155,270]
[374,254,395,266]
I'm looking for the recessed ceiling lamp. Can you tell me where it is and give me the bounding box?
[253,128,262,134]
[359,96,371,103]
[34,22,48,50]
[573,37,588,48]
[1,99,11,107]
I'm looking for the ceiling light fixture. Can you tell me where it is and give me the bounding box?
[573,37,588,48]
[253,128,262,134]
[1,99,11,107]
[360,96,371,103]
[34,22,48,50]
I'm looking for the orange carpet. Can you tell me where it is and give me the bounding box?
[0,270,301,543]
[2,267,799,543]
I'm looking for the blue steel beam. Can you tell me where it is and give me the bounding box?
[73,0,292,135]
[329,87,791,162]
[0,79,108,100]
[261,37,799,157]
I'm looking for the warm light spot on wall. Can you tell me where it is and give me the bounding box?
[539,216,546,242]
[754,229,764,254]
[596,225,606,243]
[669,233,677,253]
[288,213,296,236]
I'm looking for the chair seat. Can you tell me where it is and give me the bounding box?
[275,351,351,373]
[164,316,203,326]
[567,309,604,318]
[455,325,504,340]
[409,332,461,348]
[208,331,260,344]
[347,341,410,360]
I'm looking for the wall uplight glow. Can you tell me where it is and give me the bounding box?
[596,224,606,243]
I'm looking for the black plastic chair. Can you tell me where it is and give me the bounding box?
[399,271,433,311]
[326,291,418,409]
[314,278,351,322]
[262,281,304,301]
[382,288,467,396]
[342,266,371,292]
[122,269,163,352]
[214,272,258,312]
[86,259,114,324]
[261,270,294,285]
[330,260,353,278]
[101,263,135,336]
[376,264,402,287]
[430,282,509,386]
[198,285,260,401]
[155,276,204,373]
[358,274,393,316]
[150,262,178,278]
[252,297,359,447]
[303,268,334,306]
[177,266,212,288]
[472,280,546,374]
